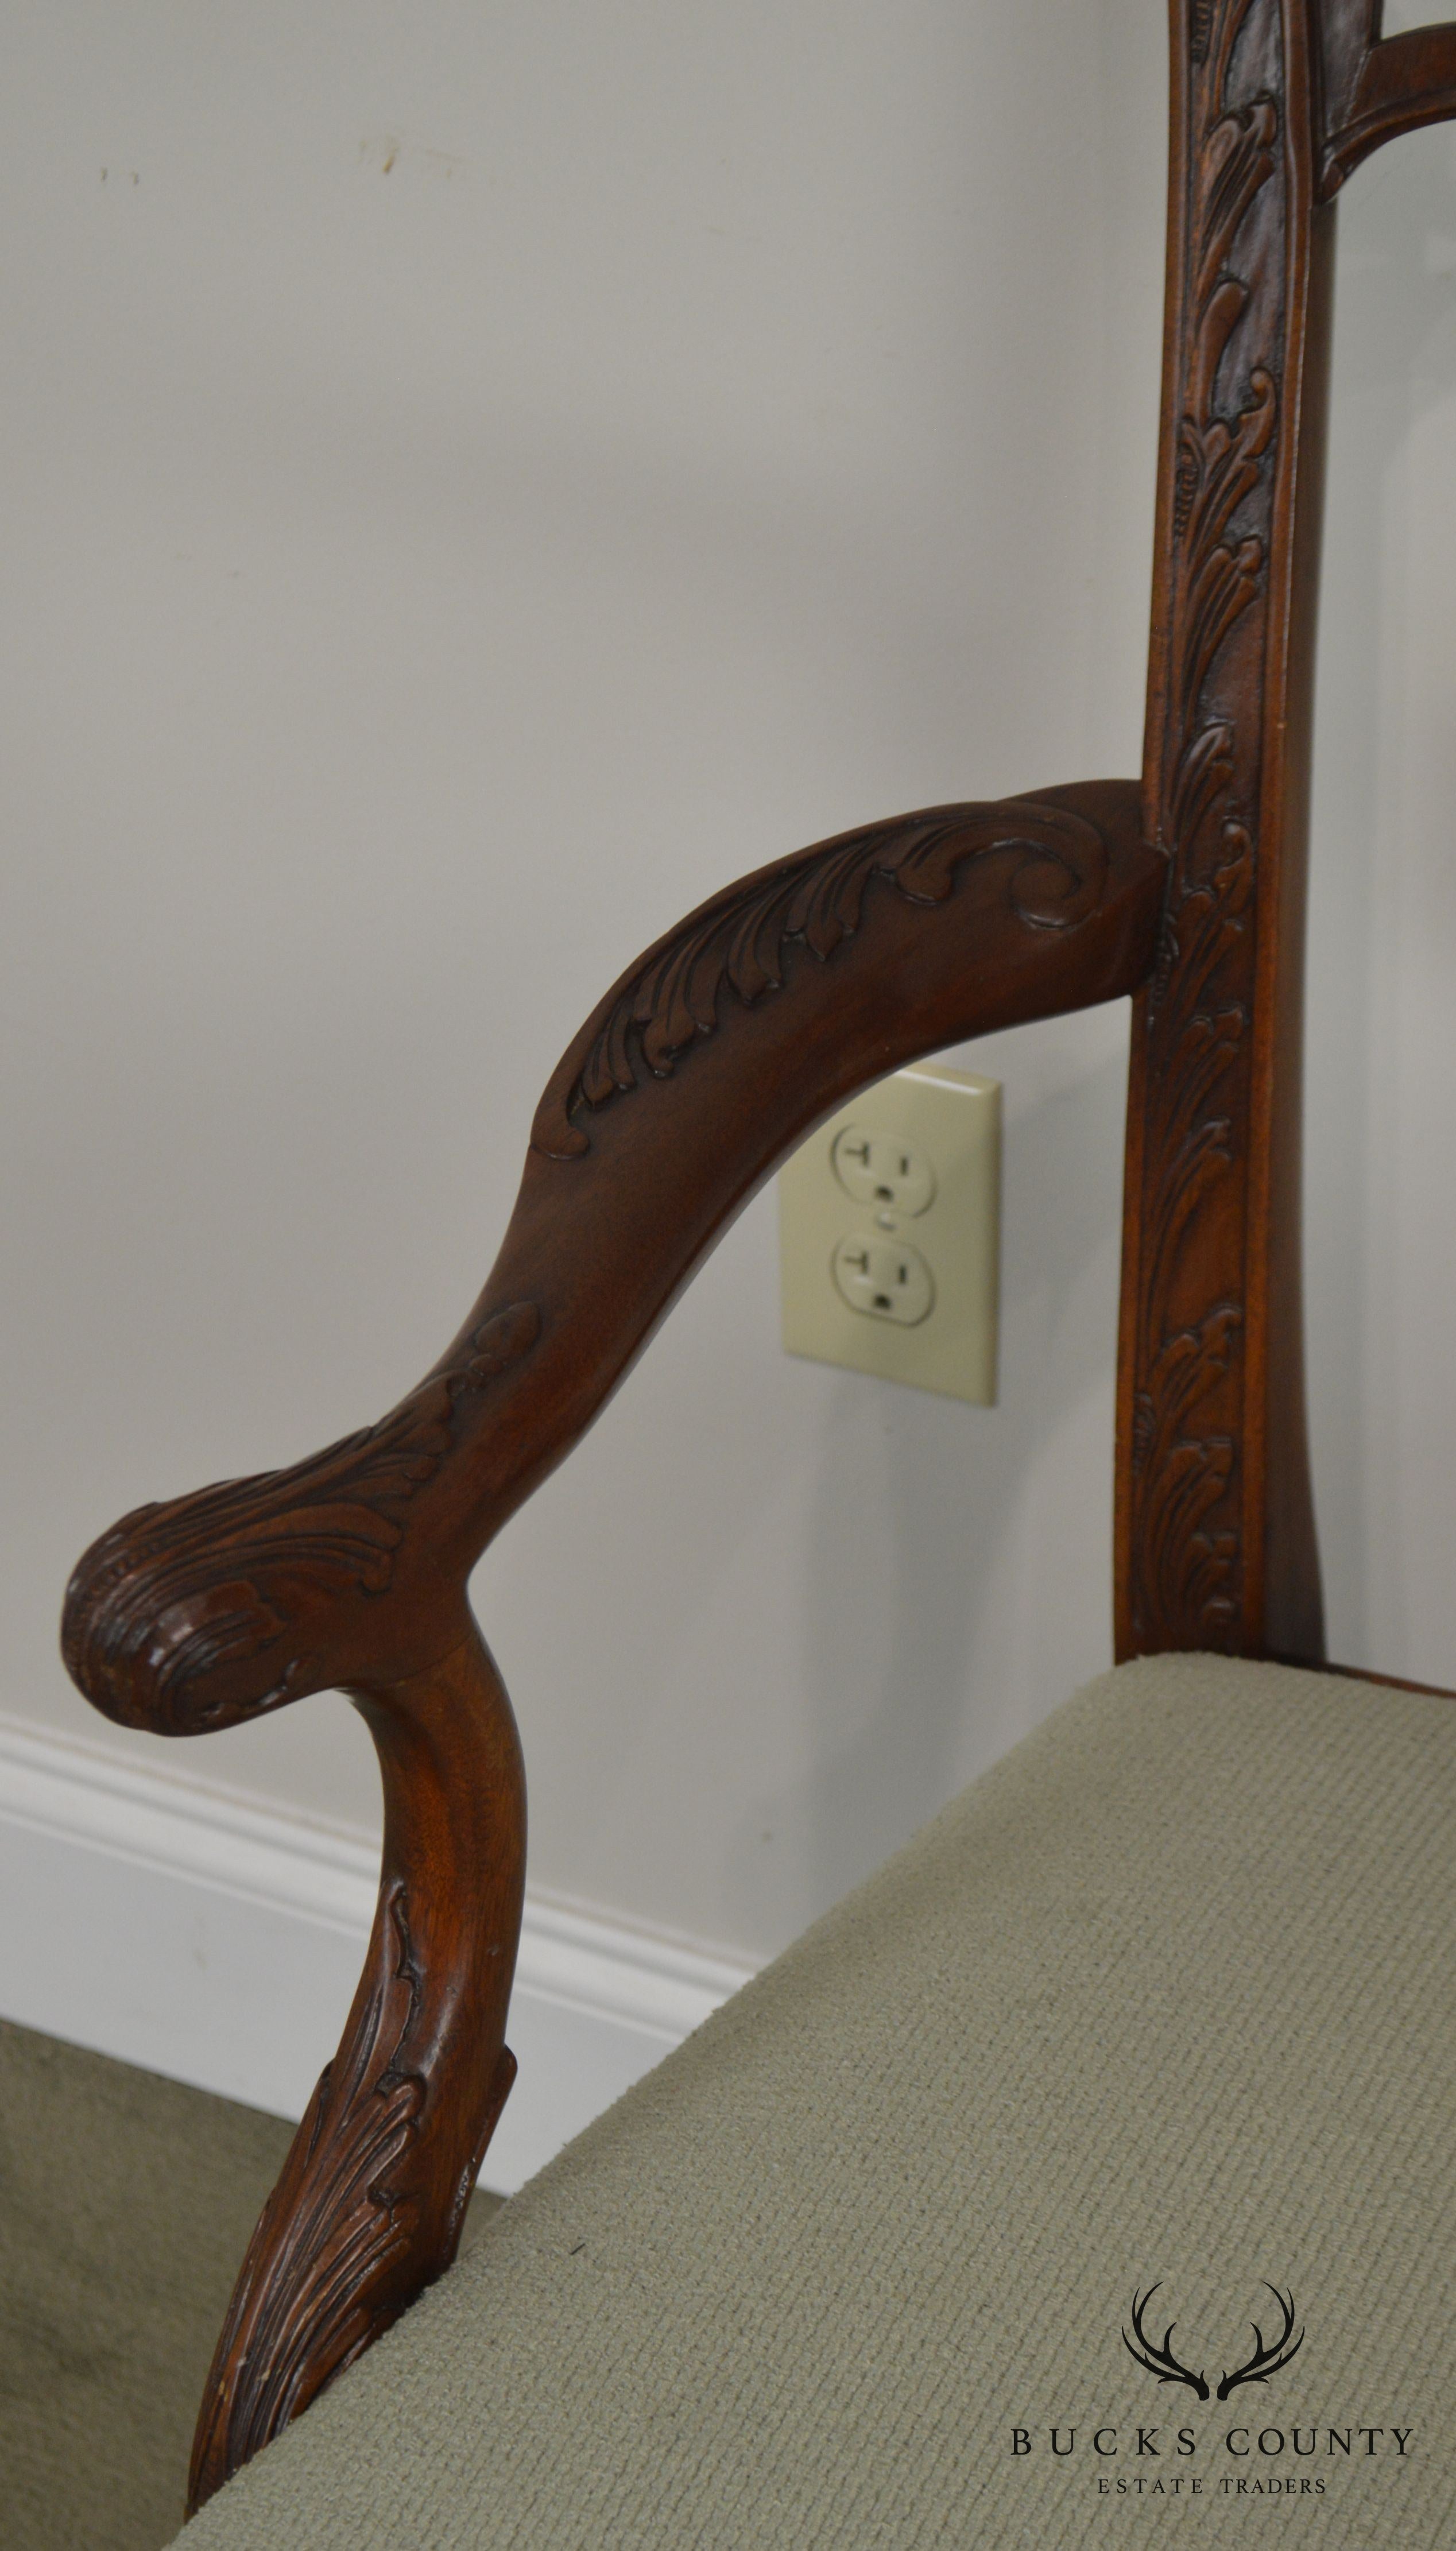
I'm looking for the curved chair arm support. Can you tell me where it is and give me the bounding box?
[1316,3,1456,196]
[61,776,1163,2509]
[185,1628,524,2509]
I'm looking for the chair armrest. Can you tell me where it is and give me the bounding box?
[61,776,1163,2507]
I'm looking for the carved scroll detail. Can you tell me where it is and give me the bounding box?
[1129,0,1284,1645]
[61,1302,540,1736]
[533,800,1110,1157]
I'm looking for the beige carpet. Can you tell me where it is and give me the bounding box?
[0,2019,501,2550]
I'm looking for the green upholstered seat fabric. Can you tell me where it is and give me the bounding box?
[179,1656,1456,2548]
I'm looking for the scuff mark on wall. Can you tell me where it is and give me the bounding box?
[358,133,463,181]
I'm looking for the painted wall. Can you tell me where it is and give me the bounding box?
[2,2,1451,1980]
[1305,114,1456,1686]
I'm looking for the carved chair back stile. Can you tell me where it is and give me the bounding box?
[56,0,1456,2515]
[1119,0,1333,1663]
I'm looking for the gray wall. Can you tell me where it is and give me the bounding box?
[2,2,1452,1967]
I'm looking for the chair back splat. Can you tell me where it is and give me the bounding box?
[55,0,1456,2516]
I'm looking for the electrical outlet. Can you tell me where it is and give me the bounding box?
[831,1234,935,1326]
[830,1128,936,1217]
[779,1063,1000,1403]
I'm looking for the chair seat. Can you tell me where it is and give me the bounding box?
[181,1655,1456,2548]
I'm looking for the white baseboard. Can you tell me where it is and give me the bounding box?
[0,1713,756,2194]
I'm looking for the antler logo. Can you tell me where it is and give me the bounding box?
[1123,2284,1209,2400]
[1217,2288,1305,2403]
[1124,2283,1304,2404]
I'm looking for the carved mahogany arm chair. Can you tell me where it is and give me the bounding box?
[61,5,1456,2542]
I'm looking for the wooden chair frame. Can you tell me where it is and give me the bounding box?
[58,0,1456,2516]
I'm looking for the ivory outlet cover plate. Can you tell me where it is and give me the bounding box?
[779,1062,1001,1404]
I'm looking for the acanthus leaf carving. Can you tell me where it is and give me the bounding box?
[1130,0,1285,1646]
[191,1880,428,2495]
[532,799,1114,1159]
[1132,1305,1244,1638]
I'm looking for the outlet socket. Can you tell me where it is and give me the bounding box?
[779,1063,1000,1403]
[831,1128,936,1217]
[832,1234,935,1326]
